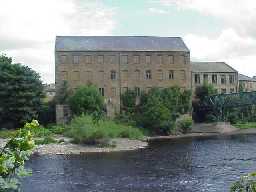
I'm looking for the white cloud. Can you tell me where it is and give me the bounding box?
[0,0,116,83]
[159,0,256,76]
[148,7,168,14]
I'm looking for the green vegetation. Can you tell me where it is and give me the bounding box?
[230,172,256,192]
[0,54,44,129]
[120,87,192,135]
[233,122,256,129]
[0,120,38,191]
[69,85,104,120]
[64,115,144,144]
[175,115,193,134]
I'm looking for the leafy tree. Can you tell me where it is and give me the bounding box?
[0,54,44,128]
[69,85,104,120]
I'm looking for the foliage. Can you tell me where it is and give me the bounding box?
[175,115,193,134]
[0,54,44,128]
[230,172,256,192]
[234,122,256,129]
[0,120,38,191]
[38,99,56,126]
[0,130,17,139]
[69,85,104,120]
[35,136,57,145]
[64,115,144,144]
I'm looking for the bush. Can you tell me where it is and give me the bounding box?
[230,172,256,192]
[176,115,193,134]
[69,85,104,120]
[64,115,144,144]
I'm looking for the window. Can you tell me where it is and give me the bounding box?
[85,55,92,64]
[157,70,163,80]
[60,55,67,64]
[229,74,235,84]
[180,55,186,64]
[85,71,93,81]
[61,71,68,80]
[72,71,80,81]
[121,55,128,64]
[158,55,163,65]
[221,88,227,94]
[97,55,104,64]
[168,55,174,64]
[195,74,200,84]
[135,70,140,80]
[99,88,104,96]
[99,71,104,81]
[111,70,117,80]
[135,87,140,96]
[145,70,152,79]
[133,55,140,64]
[111,87,116,97]
[146,55,151,64]
[169,70,174,80]
[180,70,186,81]
[221,75,226,84]
[230,88,235,93]
[203,74,208,84]
[121,70,128,80]
[73,55,79,64]
[122,87,128,93]
[212,74,217,84]
[109,55,115,64]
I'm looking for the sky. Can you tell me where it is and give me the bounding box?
[0,0,256,83]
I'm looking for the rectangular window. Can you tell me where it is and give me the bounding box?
[85,71,93,81]
[135,87,140,96]
[212,74,217,84]
[180,70,186,81]
[180,55,186,64]
[168,55,174,64]
[99,88,104,96]
[73,55,79,64]
[221,88,227,94]
[111,87,116,97]
[60,55,67,64]
[97,55,104,64]
[203,74,208,84]
[121,55,128,64]
[109,55,115,64]
[121,70,128,80]
[133,55,140,64]
[111,70,117,80]
[169,70,174,80]
[145,70,152,79]
[157,70,163,80]
[221,75,226,84]
[85,55,92,64]
[61,71,68,80]
[158,55,163,65]
[195,74,200,84]
[122,87,128,94]
[229,74,235,84]
[135,70,140,80]
[99,71,104,81]
[72,71,80,81]
[146,55,151,64]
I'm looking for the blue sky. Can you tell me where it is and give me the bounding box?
[0,0,255,83]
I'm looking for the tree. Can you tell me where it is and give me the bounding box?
[69,85,104,119]
[55,80,71,104]
[0,54,44,128]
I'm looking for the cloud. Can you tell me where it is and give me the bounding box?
[148,7,168,14]
[0,0,116,83]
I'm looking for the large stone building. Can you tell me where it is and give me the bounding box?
[191,62,238,94]
[55,36,191,116]
[239,74,256,92]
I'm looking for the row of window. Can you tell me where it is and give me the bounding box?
[221,88,235,94]
[59,54,187,65]
[98,87,150,97]
[61,70,186,81]
[194,74,236,85]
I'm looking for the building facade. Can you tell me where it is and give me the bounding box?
[239,74,256,92]
[191,62,238,94]
[55,36,191,116]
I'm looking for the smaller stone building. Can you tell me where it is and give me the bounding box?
[191,62,238,94]
[239,74,256,92]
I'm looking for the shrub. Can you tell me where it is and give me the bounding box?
[64,115,144,144]
[176,115,193,134]
[35,136,57,145]
[69,85,104,120]
[230,172,256,192]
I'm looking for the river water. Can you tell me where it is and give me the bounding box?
[22,134,256,192]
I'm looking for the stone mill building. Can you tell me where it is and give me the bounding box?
[55,36,191,117]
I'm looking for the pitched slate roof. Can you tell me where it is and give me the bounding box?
[239,74,256,82]
[191,62,237,73]
[55,36,189,52]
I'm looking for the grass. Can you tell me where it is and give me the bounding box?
[233,122,256,129]
[64,115,144,144]
[0,129,17,139]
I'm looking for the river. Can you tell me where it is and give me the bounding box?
[22,134,256,192]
